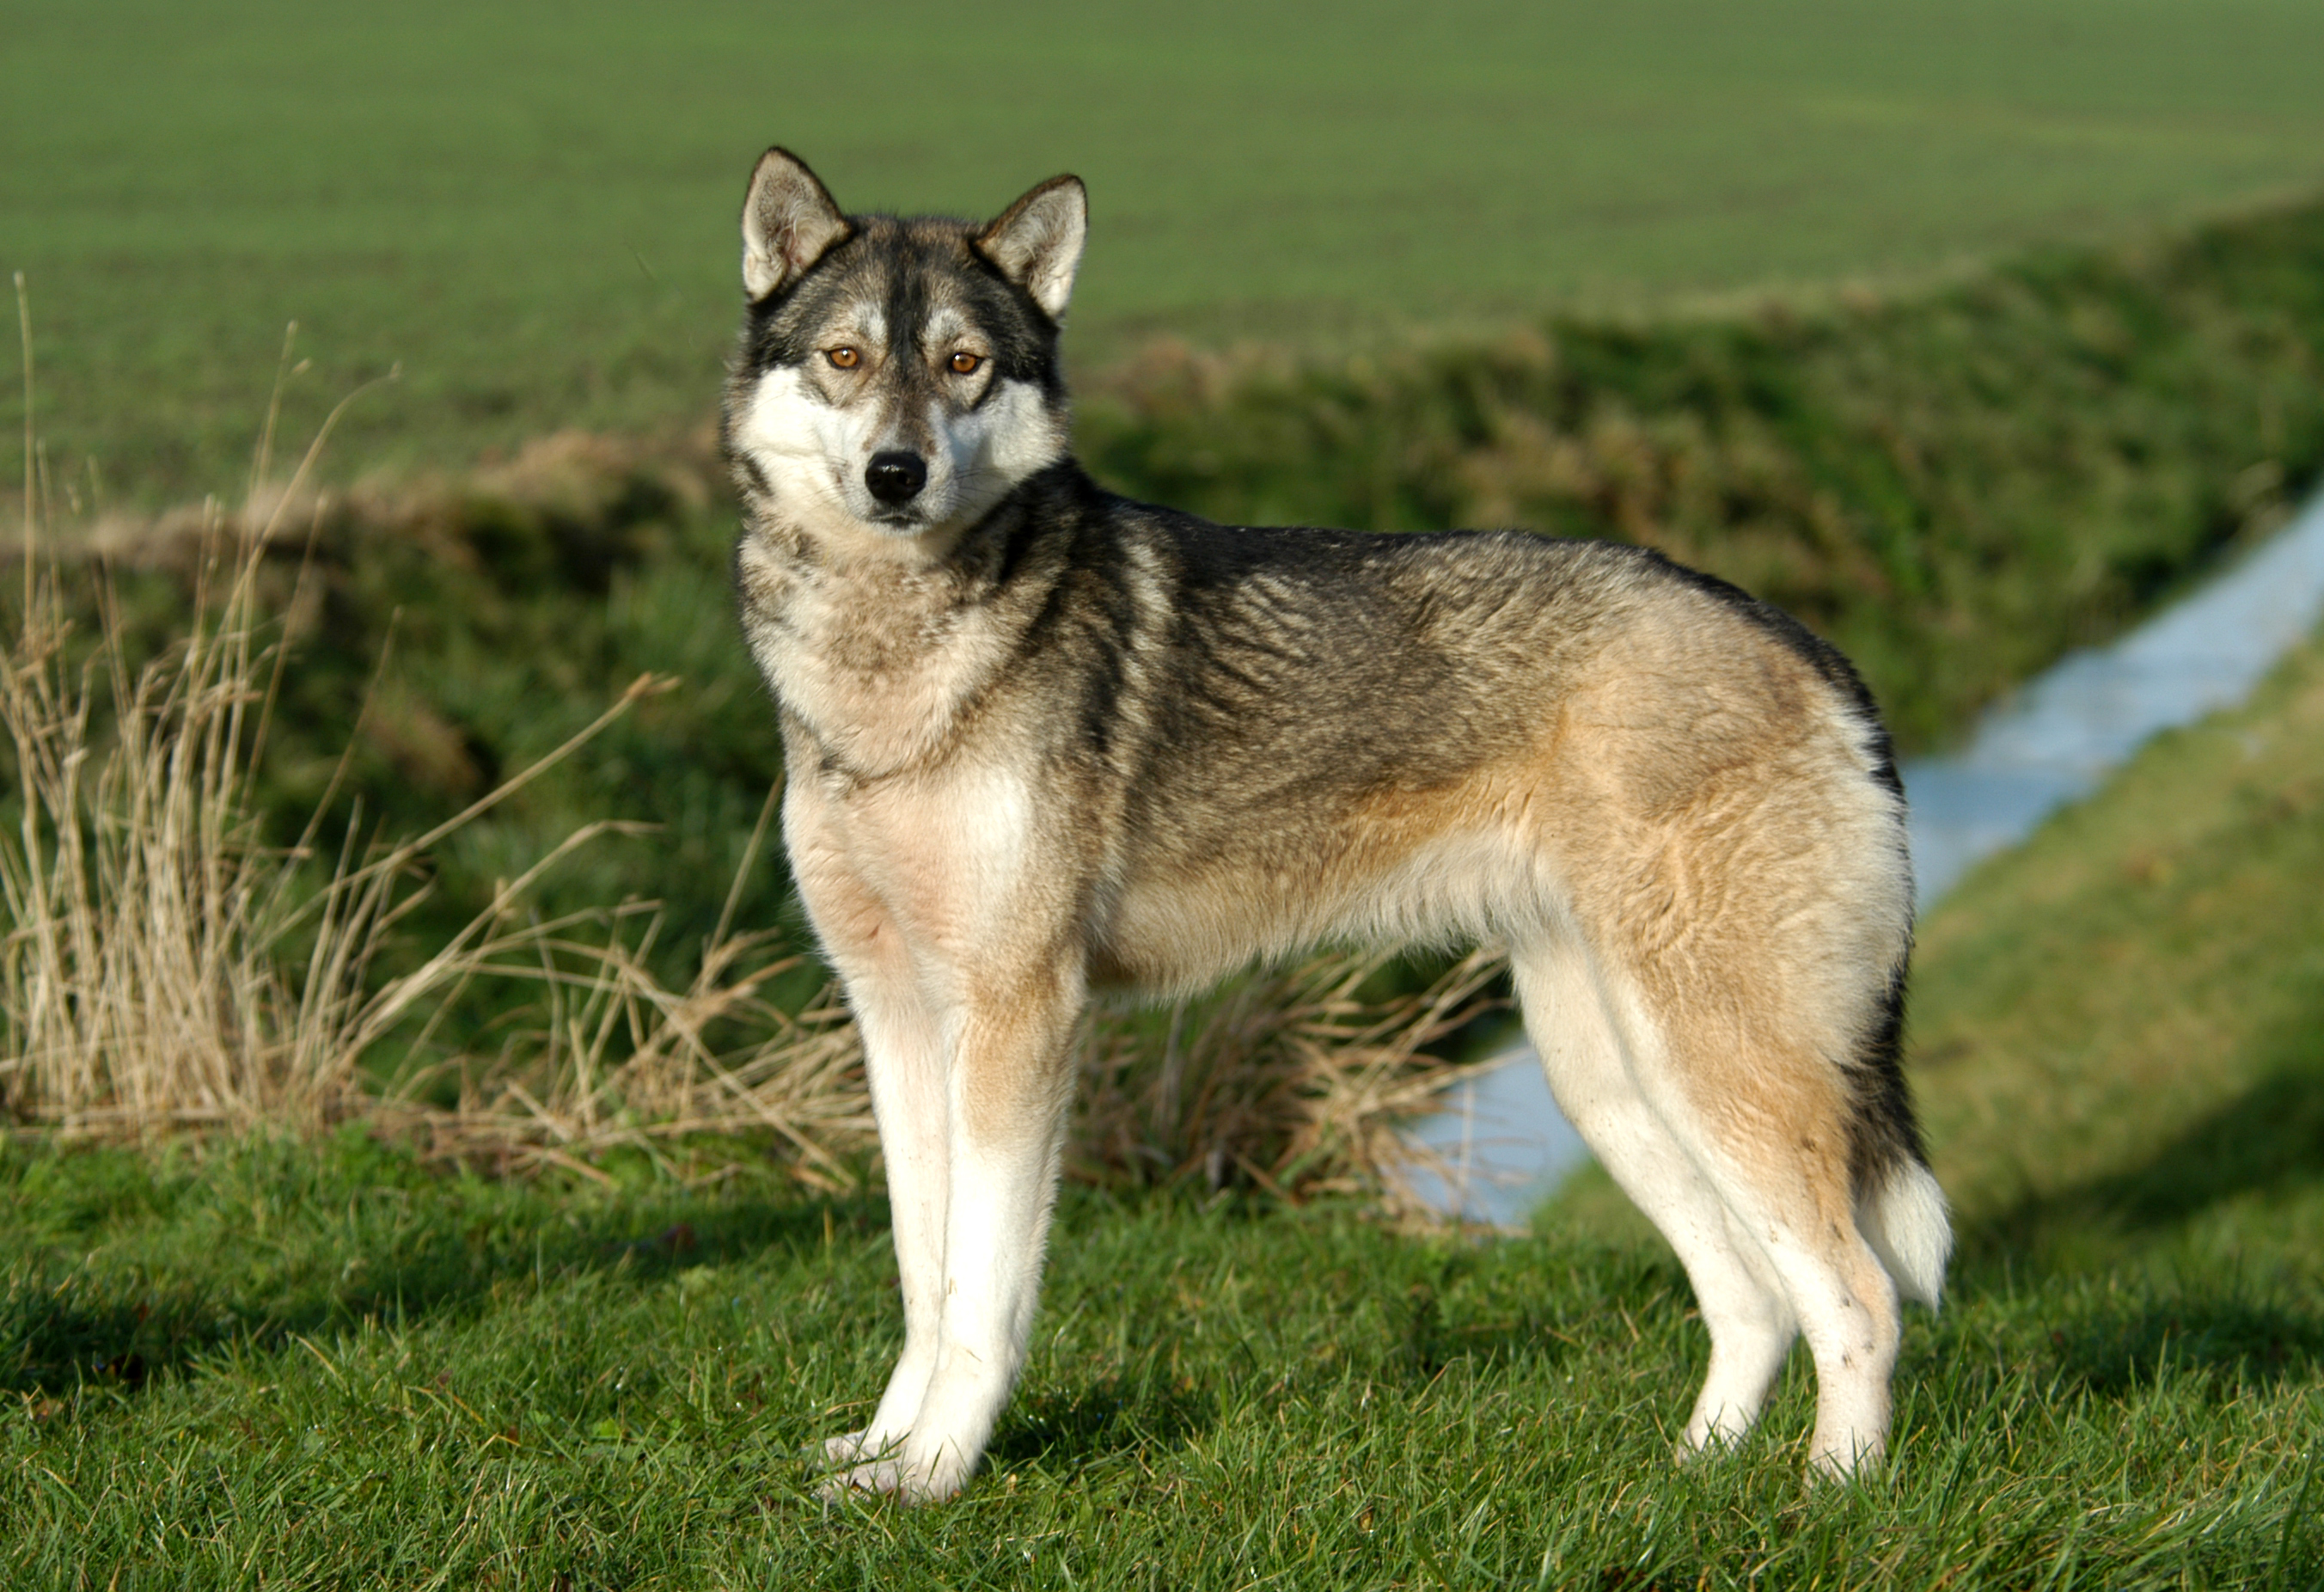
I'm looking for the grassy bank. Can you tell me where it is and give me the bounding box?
[1911,619,2324,1271]
[9,0,2324,500]
[3,624,2318,1584]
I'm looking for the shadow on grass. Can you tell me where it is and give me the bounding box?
[1392,1270,1615,1384]
[2046,1294,2324,1399]
[0,1140,882,1399]
[987,1377,1217,1474]
[1951,1050,2324,1400]
[1968,1056,2324,1263]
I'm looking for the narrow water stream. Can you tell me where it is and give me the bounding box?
[1408,488,2324,1226]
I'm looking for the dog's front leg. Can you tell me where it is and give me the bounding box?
[784,798,956,1473]
[835,961,1084,1503]
[830,963,951,1468]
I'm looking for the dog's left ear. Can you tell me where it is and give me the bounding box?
[976,175,1087,321]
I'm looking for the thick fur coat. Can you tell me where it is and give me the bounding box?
[723,149,1950,1503]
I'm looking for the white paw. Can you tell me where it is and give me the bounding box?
[815,1454,966,1506]
[1674,1432,1719,1464]
[1806,1433,1883,1480]
[819,1429,868,1465]
[1679,1411,1754,1458]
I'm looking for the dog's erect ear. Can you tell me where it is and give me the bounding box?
[741,148,851,302]
[976,175,1087,321]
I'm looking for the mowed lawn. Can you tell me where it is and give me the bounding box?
[8,0,2324,499]
[5,630,2321,1587]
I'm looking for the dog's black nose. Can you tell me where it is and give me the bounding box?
[865,451,928,506]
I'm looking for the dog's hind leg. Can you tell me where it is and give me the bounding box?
[1513,938,1797,1452]
[1659,1069,1903,1477]
[1587,958,1907,1477]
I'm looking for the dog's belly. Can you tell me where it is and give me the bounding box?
[1092,810,1561,995]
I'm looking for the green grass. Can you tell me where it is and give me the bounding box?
[3,1141,2316,1588]
[9,0,2324,499]
[6,634,2321,1586]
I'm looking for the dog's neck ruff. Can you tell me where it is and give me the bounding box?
[734,481,1058,781]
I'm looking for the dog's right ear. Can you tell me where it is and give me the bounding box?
[741,148,851,302]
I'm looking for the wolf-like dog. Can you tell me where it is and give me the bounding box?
[722,148,1951,1503]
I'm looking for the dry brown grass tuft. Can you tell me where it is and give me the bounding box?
[0,502,885,1179]
[0,303,870,1169]
[0,497,653,1136]
[1072,949,1508,1208]
[389,799,873,1189]
[1,527,347,1133]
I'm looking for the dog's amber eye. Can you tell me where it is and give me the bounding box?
[948,352,982,375]
[826,346,860,370]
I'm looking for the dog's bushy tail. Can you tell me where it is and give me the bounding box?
[1859,1158,1952,1308]
[1848,945,1951,1309]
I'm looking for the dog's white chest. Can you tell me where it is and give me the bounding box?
[741,543,1006,779]
[787,756,1041,971]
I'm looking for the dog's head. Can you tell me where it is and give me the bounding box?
[723,148,1085,545]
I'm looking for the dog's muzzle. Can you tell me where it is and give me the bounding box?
[865,451,928,507]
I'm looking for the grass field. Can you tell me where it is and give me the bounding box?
[9,0,2324,499]
[5,628,2319,1587]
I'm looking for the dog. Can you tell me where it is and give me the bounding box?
[722,148,1951,1503]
